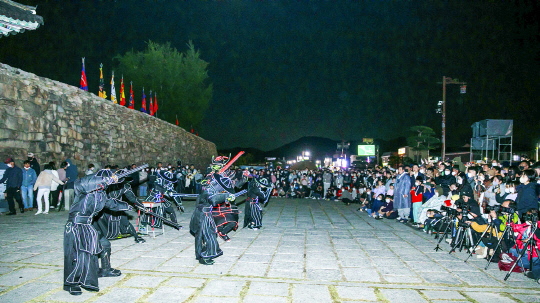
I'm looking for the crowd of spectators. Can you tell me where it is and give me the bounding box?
[2,154,539,283]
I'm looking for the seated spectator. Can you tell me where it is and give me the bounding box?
[368,194,384,218]
[341,186,353,205]
[380,195,398,219]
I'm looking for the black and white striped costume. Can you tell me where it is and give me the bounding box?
[243,179,272,229]
[63,175,130,293]
[94,183,144,242]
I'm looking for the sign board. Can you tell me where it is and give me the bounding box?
[358,145,376,156]
[398,148,406,155]
[363,138,374,144]
[460,85,466,94]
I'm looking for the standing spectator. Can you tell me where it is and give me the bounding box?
[85,164,95,175]
[335,172,344,189]
[411,176,424,224]
[139,167,149,197]
[34,164,64,215]
[48,162,61,209]
[194,169,203,194]
[323,170,332,196]
[56,161,67,210]
[27,153,40,210]
[129,164,140,196]
[515,170,538,220]
[0,158,24,215]
[394,165,411,223]
[63,159,78,210]
[21,160,37,211]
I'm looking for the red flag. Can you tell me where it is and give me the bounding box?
[197,132,199,136]
[191,125,193,133]
[128,82,134,109]
[80,58,88,91]
[176,114,178,126]
[120,76,125,106]
[149,91,154,115]
[154,92,158,114]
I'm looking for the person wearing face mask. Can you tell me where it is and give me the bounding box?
[518,161,530,171]
[515,170,538,220]
[21,160,37,211]
[435,166,456,196]
[411,176,424,225]
[0,158,24,215]
[484,175,504,206]
[496,181,518,203]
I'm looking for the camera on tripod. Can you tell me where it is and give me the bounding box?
[485,205,501,213]
[441,205,457,216]
[500,206,515,215]
[523,212,538,223]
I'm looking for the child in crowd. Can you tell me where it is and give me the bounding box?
[380,195,397,219]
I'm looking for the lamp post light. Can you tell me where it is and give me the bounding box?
[439,76,467,161]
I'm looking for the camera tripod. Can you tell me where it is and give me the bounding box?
[434,212,457,252]
[484,213,518,270]
[464,218,500,262]
[504,221,540,281]
[449,220,474,254]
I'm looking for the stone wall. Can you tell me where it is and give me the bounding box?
[0,63,217,174]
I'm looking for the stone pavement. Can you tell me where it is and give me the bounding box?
[0,198,539,303]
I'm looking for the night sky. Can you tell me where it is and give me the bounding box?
[1,1,539,151]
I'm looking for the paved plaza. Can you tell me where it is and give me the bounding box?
[0,198,539,303]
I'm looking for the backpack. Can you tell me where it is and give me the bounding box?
[498,253,525,273]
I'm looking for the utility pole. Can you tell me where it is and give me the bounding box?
[439,76,467,161]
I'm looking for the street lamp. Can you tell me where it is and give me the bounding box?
[439,76,467,161]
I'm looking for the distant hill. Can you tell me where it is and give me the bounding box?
[265,136,339,161]
[218,136,409,163]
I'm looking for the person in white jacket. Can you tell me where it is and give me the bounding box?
[33,164,64,215]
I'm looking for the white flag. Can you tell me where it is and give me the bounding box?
[110,72,117,104]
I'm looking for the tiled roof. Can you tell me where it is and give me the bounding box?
[0,0,43,37]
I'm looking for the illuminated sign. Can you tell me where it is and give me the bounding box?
[398,148,406,155]
[363,138,374,144]
[358,145,375,156]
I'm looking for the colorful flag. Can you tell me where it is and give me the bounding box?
[98,63,107,98]
[120,76,125,106]
[140,88,147,113]
[149,90,154,115]
[191,125,193,133]
[176,114,178,126]
[154,92,158,114]
[80,57,88,91]
[110,72,117,104]
[128,82,134,109]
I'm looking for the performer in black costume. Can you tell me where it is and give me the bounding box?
[141,170,183,229]
[189,172,238,265]
[244,177,272,230]
[63,170,133,296]
[204,156,247,241]
[93,169,146,243]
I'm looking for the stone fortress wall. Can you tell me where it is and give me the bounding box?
[0,63,217,174]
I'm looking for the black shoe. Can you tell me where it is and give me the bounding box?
[98,268,121,277]
[134,237,146,243]
[199,258,215,265]
[64,285,82,296]
[6,212,16,216]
